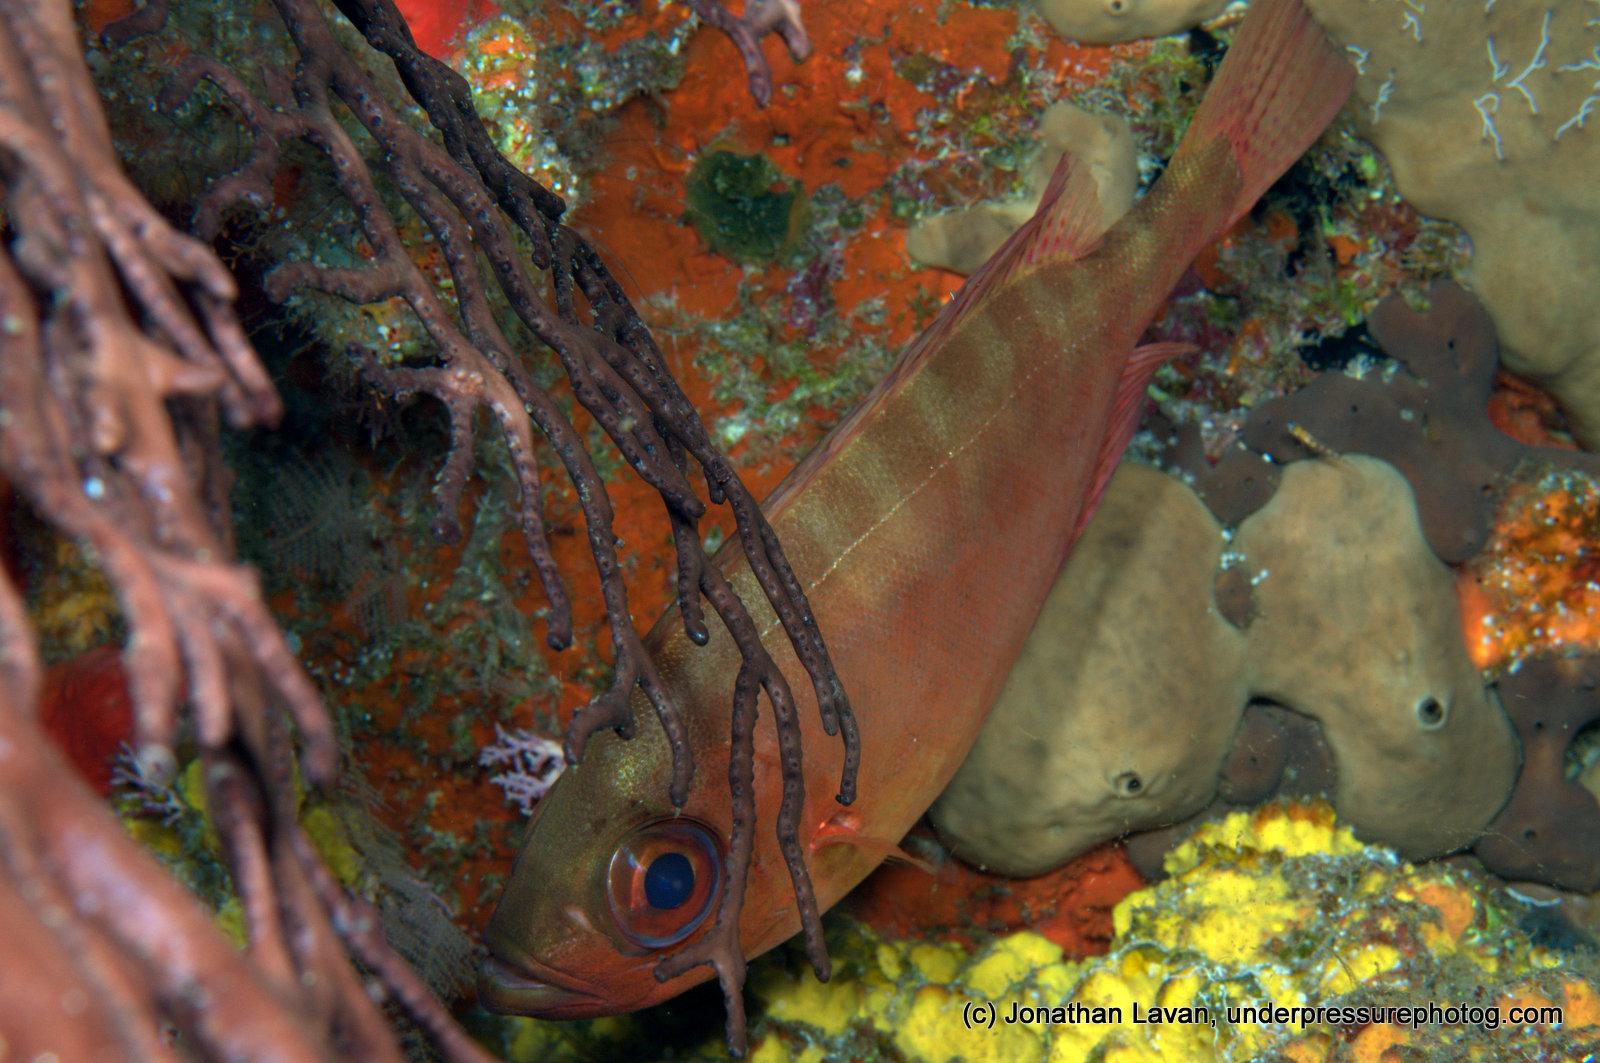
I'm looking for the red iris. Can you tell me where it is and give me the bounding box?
[605,819,721,948]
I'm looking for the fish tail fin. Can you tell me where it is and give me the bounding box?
[1172,0,1354,231]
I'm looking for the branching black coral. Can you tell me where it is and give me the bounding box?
[157,0,858,1050]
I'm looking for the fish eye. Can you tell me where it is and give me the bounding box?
[605,819,722,948]
[1112,771,1143,798]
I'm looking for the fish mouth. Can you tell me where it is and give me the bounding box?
[477,951,612,1018]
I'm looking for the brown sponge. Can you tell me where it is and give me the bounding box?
[1476,655,1600,892]
[1235,456,1519,856]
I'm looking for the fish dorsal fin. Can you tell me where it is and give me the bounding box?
[764,152,1108,520]
[900,152,1108,375]
[1070,341,1197,543]
[1015,149,1111,266]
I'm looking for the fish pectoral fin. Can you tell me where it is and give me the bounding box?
[811,820,937,875]
[1070,341,1198,543]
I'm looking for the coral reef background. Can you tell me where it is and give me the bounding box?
[20,0,1600,1058]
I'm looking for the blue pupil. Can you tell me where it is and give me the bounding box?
[644,851,695,911]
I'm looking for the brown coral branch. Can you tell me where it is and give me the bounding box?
[0,2,499,1060]
[656,655,759,1052]
[0,0,336,782]
[679,0,812,106]
[287,825,502,1063]
[0,698,336,1063]
[0,789,179,1063]
[100,0,169,47]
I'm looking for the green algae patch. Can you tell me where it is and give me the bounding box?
[685,150,809,264]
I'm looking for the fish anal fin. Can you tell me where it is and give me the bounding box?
[1071,341,1197,542]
